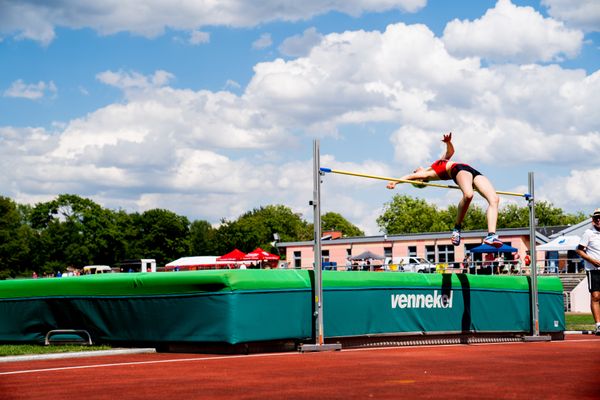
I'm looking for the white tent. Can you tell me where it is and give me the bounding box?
[165,256,229,269]
[537,235,580,252]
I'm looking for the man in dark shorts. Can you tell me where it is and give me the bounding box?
[576,208,600,335]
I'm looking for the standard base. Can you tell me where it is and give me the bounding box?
[299,343,342,352]
[522,335,552,342]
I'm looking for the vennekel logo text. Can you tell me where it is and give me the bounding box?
[391,290,453,309]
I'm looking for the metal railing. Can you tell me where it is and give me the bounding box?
[282,258,586,275]
[439,258,585,275]
[45,329,93,345]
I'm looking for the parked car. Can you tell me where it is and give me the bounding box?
[83,265,113,274]
[382,257,436,273]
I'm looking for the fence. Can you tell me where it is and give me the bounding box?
[443,257,585,276]
[340,258,585,276]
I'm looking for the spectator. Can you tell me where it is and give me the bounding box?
[512,253,522,274]
[480,253,494,275]
[524,251,531,268]
[462,254,472,272]
[576,208,600,336]
[494,254,503,274]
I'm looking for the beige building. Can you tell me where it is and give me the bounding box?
[277,227,553,271]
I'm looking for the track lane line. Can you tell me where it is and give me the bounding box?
[2,336,597,376]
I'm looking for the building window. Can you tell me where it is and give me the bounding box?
[425,245,435,263]
[294,251,301,269]
[322,250,330,263]
[437,244,455,264]
[424,245,455,264]
[408,246,417,258]
[384,247,392,258]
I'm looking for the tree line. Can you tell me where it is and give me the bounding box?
[0,193,585,278]
[377,196,586,234]
[0,194,363,279]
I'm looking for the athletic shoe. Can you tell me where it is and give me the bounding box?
[594,326,600,336]
[451,229,461,246]
[483,234,503,248]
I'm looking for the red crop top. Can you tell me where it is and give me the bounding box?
[430,159,450,180]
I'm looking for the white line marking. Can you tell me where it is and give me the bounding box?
[1,337,597,376]
[0,352,293,376]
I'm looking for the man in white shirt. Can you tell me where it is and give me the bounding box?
[576,208,600,335]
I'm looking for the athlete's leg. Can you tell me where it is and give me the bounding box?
[454,170,475,227]
[473,175,500,233]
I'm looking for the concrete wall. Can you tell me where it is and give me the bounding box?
[571,277,591,313]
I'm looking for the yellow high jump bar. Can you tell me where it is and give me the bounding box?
[319,167,530,199]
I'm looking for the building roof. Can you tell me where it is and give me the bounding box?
[536,225,571,238]
[549,218,593,238]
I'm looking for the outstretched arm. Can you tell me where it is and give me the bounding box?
[386,168,437,189]
[441,132,454,160]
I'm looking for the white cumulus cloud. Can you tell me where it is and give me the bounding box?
[96,70,174,91]
[189,30,210,45]
[540,168,600,208]
[2,17,599,232]
[279,27,324,57]
[253,33,273,50]
[542,0,600,32]
[4,79,57,100]
[442,0,584,63]
[0,0,426,45]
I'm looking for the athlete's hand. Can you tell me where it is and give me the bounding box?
[386,181,397,189]
[442,132,452,143]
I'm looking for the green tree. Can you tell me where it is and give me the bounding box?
[377,194,587,235]
[497,201,586,228]
[29,194,125,272]
[497,204,529,228]
[0,196,33,278]
[439,204,487,231]
[321,212,364,237]
[534,201,586,226]
[377,195,446,234]
[189,220,216,255]
[213,205,311,254]
[131,209,190,265]
[111,209,138,261]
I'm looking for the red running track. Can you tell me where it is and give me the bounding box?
[1,335,599,400]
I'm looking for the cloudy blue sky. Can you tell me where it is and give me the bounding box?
[1,0,599,234]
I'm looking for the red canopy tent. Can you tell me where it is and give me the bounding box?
[216,249,247,262]
[244,247,280,261]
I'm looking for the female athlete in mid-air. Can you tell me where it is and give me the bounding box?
[386,132,502,248]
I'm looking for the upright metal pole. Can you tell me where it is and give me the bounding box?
[313,139,324,345]
[524,172,551,342]
[300,140,341,352]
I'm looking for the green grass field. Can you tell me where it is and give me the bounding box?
[565,312,596,331]
[0,313,595,357]
[0,344,112,357]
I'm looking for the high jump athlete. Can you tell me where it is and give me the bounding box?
[386,132,502,248]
